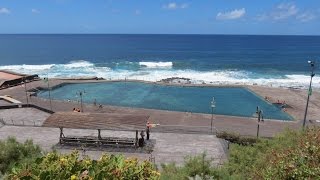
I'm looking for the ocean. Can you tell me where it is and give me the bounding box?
[0,34,319,88]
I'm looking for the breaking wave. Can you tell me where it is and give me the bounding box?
[0,64,54,71]
[64,60,95,68]
[139,61,173,68]
[0,60,319,89]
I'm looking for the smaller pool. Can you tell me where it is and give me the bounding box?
[38,82,293,120]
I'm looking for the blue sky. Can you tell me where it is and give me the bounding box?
[0,0,319,35]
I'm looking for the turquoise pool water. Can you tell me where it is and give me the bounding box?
[38,82,293,120]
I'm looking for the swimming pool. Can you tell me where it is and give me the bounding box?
[38,82,293,120]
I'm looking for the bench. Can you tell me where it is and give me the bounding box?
[60,136,99,146]
[99,138,135,147]
[60,136,136,147]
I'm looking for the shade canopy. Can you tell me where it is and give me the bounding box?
[43,112,149,131]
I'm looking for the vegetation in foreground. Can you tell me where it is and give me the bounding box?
[0,138,159,179]
[161,127,320,179]
[1,127,319,179]
[7,151,159,180]
[0,137,42,176]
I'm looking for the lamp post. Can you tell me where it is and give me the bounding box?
[256,106,264,138]
[302,60,316,128]
[23,76,29,105]
[46,74,53,111]
[77,90,85,112]
[79,91,83,112]
[210,97,216,132]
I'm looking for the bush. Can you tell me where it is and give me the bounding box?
[216,131,257,145]
[253,127,320,179]
[160,162,186,180]
[6,151,160,180]
[161,152,217,180]
[223,142,266,179]
[0,137,42,175]
[220,127,320,179]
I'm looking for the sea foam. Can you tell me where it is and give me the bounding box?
[139,61,173,68]
[0,61,319,89]
[0,64,54,71]
[64,60,95,68]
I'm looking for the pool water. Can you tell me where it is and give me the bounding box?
[38,82,293,120]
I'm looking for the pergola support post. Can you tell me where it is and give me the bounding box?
[59,127,64,144]
[97,129,102,147]
[98,129,101,139]
[135,130,138,148]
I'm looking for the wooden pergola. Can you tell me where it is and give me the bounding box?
[43,112,149,147]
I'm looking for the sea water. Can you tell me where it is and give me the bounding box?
[0,34,319,88]
[38,82,293,120]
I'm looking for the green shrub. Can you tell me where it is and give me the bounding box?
[6,151,160,180]
[161,152,217,180]
[160,162,186,180]
[220,128,320,179]
[216,131,257,145]
[253,127,320,179]
[0,137,42,175]
[223,143,264,179]
[184,153,213,178]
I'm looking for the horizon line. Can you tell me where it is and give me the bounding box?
[0,33,319,36]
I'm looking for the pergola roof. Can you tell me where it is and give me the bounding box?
[43,112,149,131]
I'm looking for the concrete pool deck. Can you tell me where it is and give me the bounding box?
[1,79,319,137]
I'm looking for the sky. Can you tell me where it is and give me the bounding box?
[0,0,319,35]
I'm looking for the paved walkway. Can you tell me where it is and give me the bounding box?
[0,126,226,166]
[0,108,50,126]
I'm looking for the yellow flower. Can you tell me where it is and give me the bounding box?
[60,157,67,165]
[85,160,91,166]
[151,171,161,176]
[71,175,78,180]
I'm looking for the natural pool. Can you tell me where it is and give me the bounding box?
[38,82,293,120]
